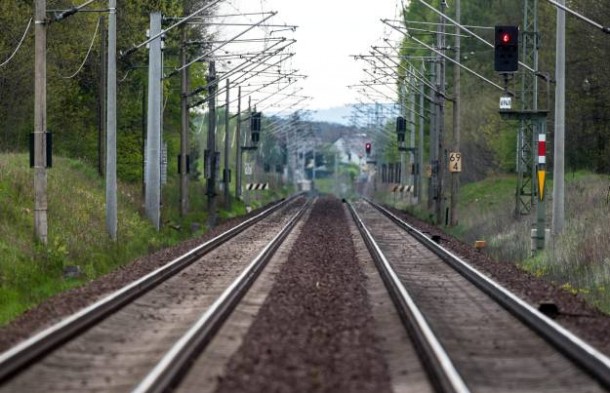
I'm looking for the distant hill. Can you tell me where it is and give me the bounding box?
[309,106,353,125]
[310,103,397,127]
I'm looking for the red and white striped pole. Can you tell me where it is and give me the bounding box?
[537,134,546,200]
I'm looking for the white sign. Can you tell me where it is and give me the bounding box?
[245,161,253,176]
[449,152,462,173]
[499,96,512,110]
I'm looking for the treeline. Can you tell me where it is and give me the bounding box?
[398,0,610,181]
[0,0,211,181]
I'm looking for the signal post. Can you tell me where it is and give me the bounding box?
[495,25,549,252]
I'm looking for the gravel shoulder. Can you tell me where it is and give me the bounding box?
[385,205,610,358]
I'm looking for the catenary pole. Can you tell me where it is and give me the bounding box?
[145,12,162,230]
[34,0,48,244]
[428,58,436,210]
[98,16,106,177]
[419,61,425,202]
[180,25,190,216]
[552,0,566,236]
[400,84,407,187]
[224,78,231,208]
[450,0,461,226]
[434,0,447,225]
[207,61,218,228]
[409,77,416,192]
[106,0,117,239]
[235,86,242,200]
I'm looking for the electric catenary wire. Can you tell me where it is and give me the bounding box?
[60,17,101,79]
[0,18,33,68]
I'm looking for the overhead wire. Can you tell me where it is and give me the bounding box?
[0,18,33,68]
[60,16,101,79]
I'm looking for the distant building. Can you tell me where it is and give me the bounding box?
[332,136,367,166]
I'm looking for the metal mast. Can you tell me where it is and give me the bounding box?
[551,0,566,235]
[434,0,447,225]
[145,12,162,230]
[179,25,190,216]
[106,0,117,239]
[206,61,218,228]
[450,0,461,226]
[223,78,231,208]
[516,0,539,216]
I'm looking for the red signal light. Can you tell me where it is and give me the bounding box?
[495,26,519,72]
[365,143,371,154]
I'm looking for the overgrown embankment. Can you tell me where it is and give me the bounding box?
[391,173,610,313]
[0,153,237,325]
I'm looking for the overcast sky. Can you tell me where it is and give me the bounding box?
[216,0,403,112]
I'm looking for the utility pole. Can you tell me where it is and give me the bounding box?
[235,86,242,200]
[516,0,540,217]
[105,0,117,239]
[145,12,162,230]
[450,0,461,226]
[312,144,317,182]
[34,0,48,244]
[179,25,189,216]
[98,16,106,177]
[399,84,407,187]
[524,0,547,251]
[428,59,436,210]
[409,77,416,193]
[418,61,425,202]
[141,84,146,198]
[435,0,447,225]
[223,78,231,209]
[552,0,566,235]
[206,61,218,228]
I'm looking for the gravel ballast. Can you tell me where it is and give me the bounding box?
[386,206,610,358]
[214,197,393,393]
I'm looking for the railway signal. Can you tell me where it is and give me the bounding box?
[494,26,519,72]
[250,111,261,144]
[365,142,372,156]
[396,116,406,143]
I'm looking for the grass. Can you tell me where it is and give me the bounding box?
[0,153,289,326]
[538,173,610,311]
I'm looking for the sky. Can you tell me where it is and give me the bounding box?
[216,0,403,116]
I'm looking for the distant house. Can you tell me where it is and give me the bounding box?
[333,137,364,165]
[332,136,367,166]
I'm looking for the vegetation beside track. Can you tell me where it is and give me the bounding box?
[0,153,286,326]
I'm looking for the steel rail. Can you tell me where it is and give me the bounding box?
[0,194,304,382]
[133,199,312,393]
[347,201,471,393]
[366,198,610,389]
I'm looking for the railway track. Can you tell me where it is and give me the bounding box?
[0,195,311,392]
[1,195,609,393]
[349,198,610,393]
